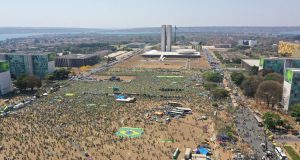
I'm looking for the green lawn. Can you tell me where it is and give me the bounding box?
[284,146,300,160]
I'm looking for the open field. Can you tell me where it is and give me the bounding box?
[114,55,210,69]
[0,54,236,160]
[0,69,218,159]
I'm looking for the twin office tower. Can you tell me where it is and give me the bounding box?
[161,25,172,52]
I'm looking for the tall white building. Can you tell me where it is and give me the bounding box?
[161,25,166,52]
[0,60,13,95]
[0,52,56,79]
[282,69,300,111]
[161,25,172,52]
[166,25,172,52]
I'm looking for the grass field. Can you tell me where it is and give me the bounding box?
[284,146,300,160]
[0,54,238,159]
[0,67,219,159]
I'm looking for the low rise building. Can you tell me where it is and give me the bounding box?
[241,59,261,73]
[55,54,99,68]
[142,49,201,58]
[238,40,257,47]
[126,43,145,49]
[214,44,232,48]
[257,57,300,110]
[241,57,300,110]
[259,57,300,74]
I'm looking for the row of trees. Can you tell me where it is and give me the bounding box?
[203,71,228,99]
[291,104,300,118]
[231,70,284,108]
[13,68,71,92]
[69,43,117,54]
[214,51,242,64]
[203,71,223,83]
[45,68,71,80]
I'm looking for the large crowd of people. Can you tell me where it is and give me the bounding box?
[0,68,217,160]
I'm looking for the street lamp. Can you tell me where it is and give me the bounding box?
[264,129,268,152]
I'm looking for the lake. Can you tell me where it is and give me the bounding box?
[0,33,47,41]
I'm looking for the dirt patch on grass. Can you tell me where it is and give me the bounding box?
[114,55,211,69]
[90,75,137,81]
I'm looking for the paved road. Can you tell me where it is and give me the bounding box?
[224,71,276,159]
[203,48,276,159]
[203,49,222,72]
[275,135,300,143]
[235,106,274,159]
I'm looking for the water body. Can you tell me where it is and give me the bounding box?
[1,27,299,41]
[0,33,46,41]
[0,31,158,41]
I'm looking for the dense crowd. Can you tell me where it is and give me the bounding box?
[0,68,216,160]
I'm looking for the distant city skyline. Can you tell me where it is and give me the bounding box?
[1,0,300,28]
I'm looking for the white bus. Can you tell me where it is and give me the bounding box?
[175,107,192,114]
[254,114,264,127]
[275,147,288,160]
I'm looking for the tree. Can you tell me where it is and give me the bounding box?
[203,82,217,91]
[79,66,92,73]
[256,80,283,108]
[232,59,241,64]
[250,66,259,75]
[44,74,54,84]
[45,74,55,81]
[14,75,41,92]
[25,76,42,91]
[241,76,262,97]
[230,72,245,86]
[264,73,284,84]
[106,57,116,63]
[51,68,70,80]
[212,88,229,99]
[203,71,223,83]
[14,75,27,91]
[263,112,286,130]
[212,102,218,107]
[260,69,274,77]
[291,103,300,117]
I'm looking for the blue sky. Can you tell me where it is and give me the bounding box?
[0,0,299,28]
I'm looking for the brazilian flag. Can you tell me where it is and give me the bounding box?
[115,127,144,138]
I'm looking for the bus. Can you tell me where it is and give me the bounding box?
[172,148,180,160]
[254,114,264,127]
[175,107,192,114]
[167,110,184,117]
[275,147,288,160]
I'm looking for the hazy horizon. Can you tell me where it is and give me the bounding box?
[1,0,300,28]
[1,26,300,30]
